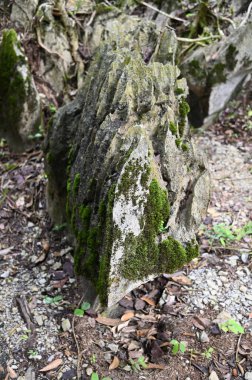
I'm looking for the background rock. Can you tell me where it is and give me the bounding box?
[181,21,252,127]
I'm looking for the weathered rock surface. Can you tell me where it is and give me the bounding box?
[0,29,41,151]
[35,3,76,95]
[181,21,252,127]
[45,18,210,307]
[10,0,39,29]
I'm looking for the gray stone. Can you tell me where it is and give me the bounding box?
[11,0,39,29]
[61,318,71,332]
[198,331,210,343]
[45,17,210,307]
[181,21,252,127]
[35,4,74,94]
[209,371,219,380]
[245,372,252,380]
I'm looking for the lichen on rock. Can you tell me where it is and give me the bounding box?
[45,16,210,307]
[0,29,41,151]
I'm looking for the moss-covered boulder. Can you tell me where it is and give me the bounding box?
[0,29,41,151]
[45,18,210,307]
[181,21,252,127]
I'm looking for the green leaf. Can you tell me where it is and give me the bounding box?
[219,319,244,334]
[138,356,147,368]
[91,373,99,380]
[44,295,63,304]
[44,296,53,304]
[53,295,63,303]
[102,378,112,380]
[171,339,179,355]
[179,342,186,353]
[81,302,91,311]
[74,308,84,316]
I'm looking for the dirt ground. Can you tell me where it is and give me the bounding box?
[0,97,252,380]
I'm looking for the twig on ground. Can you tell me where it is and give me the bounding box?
[16,295,36,347]
[138,1,186,23]
[86,10,96,27]
[72,295,84,380]
[236,334,242,363]
[239,2,252,27]
[177,35,221,42]
[220,16,236,29]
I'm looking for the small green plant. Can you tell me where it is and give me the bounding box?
[158,220,167,233]
[219,319,244,334]
[74,301,91,316]
[44,295,63,304]
[0,188,9,207]
[49,104,57,114]
[52,223,67,232]
[129,356,148,372]
[91,373,111,380]
[3,162,18,172]
[90,353,96,365]
[205,222,252,246]
[28,349,38,357]
[202,347,214,359]
[170,339,186,355]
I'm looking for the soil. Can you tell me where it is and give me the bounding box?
[0,104,251,380]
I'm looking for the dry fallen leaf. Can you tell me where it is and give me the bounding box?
[147,363,165,370]
[42,240,50,252]
[39,358,63,372]
[170,275,192,286]
[192,315,211,330]
[121,311,134,321]
[141,296,156,306]
[96,316,120,327]
[109,356,120,370]
[7,367,17,379]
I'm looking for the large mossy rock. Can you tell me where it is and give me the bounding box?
[0,29,41,151]
[181,21,252,127]
[45,18,210,307]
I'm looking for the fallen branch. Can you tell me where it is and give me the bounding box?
[235,334,242,363]
[138,1,186,23]
[177,35,221,43]
[72,296,84,380]
[239,1,252,27]
[16,295,36,347]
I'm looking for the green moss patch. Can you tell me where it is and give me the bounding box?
[0,29,27,134]
[120,179,170,280]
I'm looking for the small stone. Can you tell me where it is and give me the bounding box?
[34,315,43,326]
[119,298,134,309]
[198,331,209,343]
[245,372,252,380]
[61,318,71,332]
[134,298,146,310]
[240,285,247,292]
[107,343,119,353]
[245,294,252,301]
[210,324,221,336]
[86,368,93,376]
[241,253,249,264]
[209,370,219,380]
[1,270,10,278]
